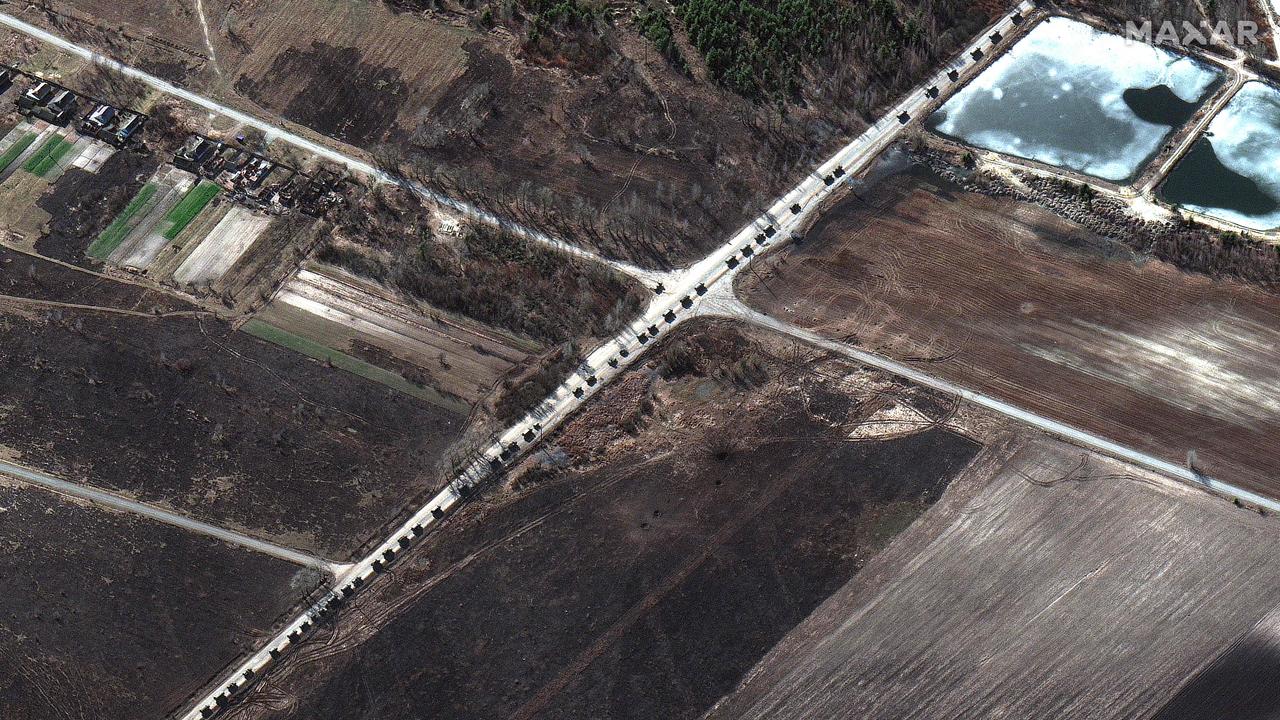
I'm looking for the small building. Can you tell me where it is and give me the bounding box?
[107,112,146,147]
[81,103,116,133]
[32,89,78,125]
[0,68,14,96]
[17,81,55,111]
[175,135,219,173]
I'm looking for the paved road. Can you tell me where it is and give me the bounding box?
[697,290,1280,516]
[172,5,1040,717]
[0,458,346,573]
[0,11,653,283]
[24,4,1261,716]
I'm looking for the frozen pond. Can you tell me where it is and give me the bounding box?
[928,17,1222,182]
[1160,81,1280,230]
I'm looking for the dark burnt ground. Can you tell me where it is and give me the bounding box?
[1151,606,1280,720]
[227,320,980,720]
[34,147,162,264]
[0,305,465,560]
[234,43,407,147]
[0,246,192,313]
[0,480,319,720]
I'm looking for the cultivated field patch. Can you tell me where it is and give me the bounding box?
[708,436,1280,719]
[739,163,1280,497]
[23,134,76,177]
[105,165,198,269]
[0,127,37,174]
[172,205,270,286]
[163,179,221,239]
[89,181,158,259]
[255,265,538,408]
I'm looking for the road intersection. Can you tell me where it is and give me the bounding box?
[10,5,1277,720]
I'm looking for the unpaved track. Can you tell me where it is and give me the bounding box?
[0,11,650,282]
[16,7,1256,719]
[0,458,346,573]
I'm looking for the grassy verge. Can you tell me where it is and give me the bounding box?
[241,319,468,414]
[0,132,37,173]
[87,183,159,260]
[163,181,220,240]
[23,135,74,176]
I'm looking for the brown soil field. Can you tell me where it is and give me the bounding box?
[0,477,320,720]
[19,0,1000,267]
[739,164,1280,498]
[213,214,324,312]
[707,435,1280,720]
[257,264,539,407]
[1151,606,1280,719]
[227,0,471,146]
[0,256,466,560]
[214,320,982,720]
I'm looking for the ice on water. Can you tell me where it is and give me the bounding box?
[930,17,1220,182]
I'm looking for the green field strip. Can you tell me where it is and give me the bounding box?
[241,319,469,414]
[0,132,37,173]
[23,135,73,177]
[87,183,160,260]
[162,181,221,240]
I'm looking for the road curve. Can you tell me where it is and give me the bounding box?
[0,458,346,573]
[0,11,650,282]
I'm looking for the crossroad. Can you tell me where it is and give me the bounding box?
[14,5,1269,720]
[154,3,1038,717]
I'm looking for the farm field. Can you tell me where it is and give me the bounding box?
[738,164,1280,497]
[706,435,1280,720]
[0,121,55,184]
[210,213,324,311]
[215,320,982,720]
[255,265,538,408]
[1152,606,1280,719]
[89,181,158,258]
[0,477,320,720]
[98,166,197,267]
[23,134,76,176]
[0,128,36,173]
[0,254,467,560]
[172,205,270,286]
